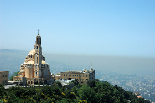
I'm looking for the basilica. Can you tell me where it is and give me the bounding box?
[13,31,52,85]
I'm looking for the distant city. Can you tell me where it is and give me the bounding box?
[98,71,155,102]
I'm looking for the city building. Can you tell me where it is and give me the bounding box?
[13,30,53,85]
[55,63,95,84]
[0,71,9,85]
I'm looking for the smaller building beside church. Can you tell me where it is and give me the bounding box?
[55,64,95,84]
[0,71,9,85]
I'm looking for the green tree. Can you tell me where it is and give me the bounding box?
[78,85,96,103]
[9,71,19,81]
[71,79,79,86]
[0,84,6,99]
[54,81,62,87]
[88,80,95,88]
[71,86,78,94]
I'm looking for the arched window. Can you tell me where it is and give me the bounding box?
[35,71,38,76]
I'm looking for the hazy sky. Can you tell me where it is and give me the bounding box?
[0,0,155,57]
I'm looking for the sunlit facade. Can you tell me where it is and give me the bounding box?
[55,64,95,84]
[13,31,52,85]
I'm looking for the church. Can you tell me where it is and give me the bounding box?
[13,31,53,85]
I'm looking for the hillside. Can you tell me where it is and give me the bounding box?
[0,79,150,103]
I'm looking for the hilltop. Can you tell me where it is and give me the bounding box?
[0,79,151,103]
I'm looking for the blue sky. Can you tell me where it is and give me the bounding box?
[0,0,155,57]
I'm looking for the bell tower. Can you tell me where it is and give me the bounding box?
[36,29,41,45]
[34,29,42,77]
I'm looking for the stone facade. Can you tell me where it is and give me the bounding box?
[0,71,9,85]
[55,65,95,84]
[13,32,52,85]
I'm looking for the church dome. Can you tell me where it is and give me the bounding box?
[24,60,34,64]
[29,49,35,55]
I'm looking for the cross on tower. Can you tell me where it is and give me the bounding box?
[38,29,40,35]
